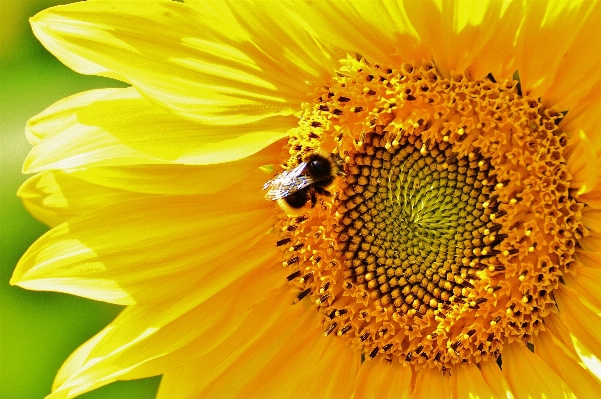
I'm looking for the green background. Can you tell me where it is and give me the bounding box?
[1,1,161,397]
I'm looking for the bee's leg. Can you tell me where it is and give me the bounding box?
[313,186,332,197]
[310,191,317,208]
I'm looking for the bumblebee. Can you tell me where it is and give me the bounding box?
[263,151,338,213]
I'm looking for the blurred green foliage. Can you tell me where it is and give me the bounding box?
[1,1,160,398]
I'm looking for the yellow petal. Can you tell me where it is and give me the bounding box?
[31,0,334,124]
[515,0,601,113]
[385,364,414,399]
[156,362,202,399]
[46,328,112,399]
[353,359,412,399]
[546,312,601,382]
[582,206,601,233]
[451,362,497,399]
[579,229,601,252]
[404,0,522,78]
[353,359,390,399]
[19,147,280,227]
[576,250,601,270]
[540,2,601,123]
[534,331,601,398]
[18,170,154,227]
[565,98,601,152]
[580,177,601,209]
[12,184,274,304]
[241,332,359,399]
[502,342,576,399]
[51,267,288,398]
[409,368,452,399]
[157,292,338,399]
[566,131,600,195]
[564,266,601,314]
[294,339,359,399]
[71,149,279,194]
[25,88,167,172]
[556,285,601,362]
[279,0,423,67]
[25,88,121,145]
[24,87,288,173]
[479,360,515,399]
[153,284,297,399]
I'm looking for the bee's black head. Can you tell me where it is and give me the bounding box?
[306,154,333,179]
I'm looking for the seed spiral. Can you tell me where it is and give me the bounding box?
[337,133,504,319]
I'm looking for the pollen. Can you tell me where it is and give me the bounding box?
[270,58,586,369]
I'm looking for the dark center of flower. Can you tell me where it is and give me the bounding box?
[268,58,586,369]
[337,134,503,318]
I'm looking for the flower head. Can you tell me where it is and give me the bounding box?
[12,1,601,398]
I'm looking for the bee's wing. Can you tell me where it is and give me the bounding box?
[263,162,314,200]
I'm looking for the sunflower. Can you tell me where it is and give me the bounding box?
[12,0,601,398]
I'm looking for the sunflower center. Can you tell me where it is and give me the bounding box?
[338,134,503,318]
[269,58,585,369]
